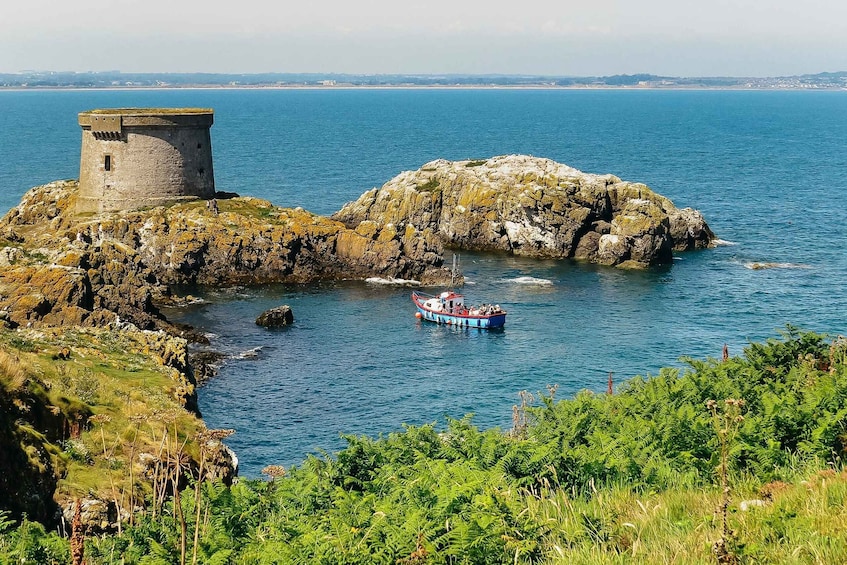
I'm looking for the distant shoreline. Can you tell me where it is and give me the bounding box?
[1,84,846,92]
[4,70,845,91]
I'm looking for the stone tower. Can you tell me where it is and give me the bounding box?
[77,108,215,213]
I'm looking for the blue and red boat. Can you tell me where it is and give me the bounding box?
[411,290,507,329]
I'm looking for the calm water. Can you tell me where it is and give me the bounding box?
[2,89,846,475]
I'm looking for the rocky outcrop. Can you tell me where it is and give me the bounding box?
[256,305,294,328]
[0,326,220,527]
[0,181,453,330]
[334,155,715,268]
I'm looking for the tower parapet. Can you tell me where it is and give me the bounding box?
[77,108,215,214]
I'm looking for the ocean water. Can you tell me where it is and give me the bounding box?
[2,88,846,475]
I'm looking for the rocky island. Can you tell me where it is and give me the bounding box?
[335,155,714,268]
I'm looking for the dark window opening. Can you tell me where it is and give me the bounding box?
[104,155,111,171]
[198,167,205,176]
[197,143,202,149]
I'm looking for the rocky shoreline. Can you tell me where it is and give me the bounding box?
[0,179,454,333]
[1,157,714,333]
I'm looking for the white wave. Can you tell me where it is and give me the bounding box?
[744,262,811,270]
[713,239,737,246]
[507,276,554,286]
[365,277,421,285]
[232,346,263,360]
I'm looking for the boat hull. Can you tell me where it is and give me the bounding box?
[412,291,506,329]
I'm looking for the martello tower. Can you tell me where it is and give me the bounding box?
[77,108,215,214]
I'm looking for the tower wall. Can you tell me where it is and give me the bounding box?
[77,109,215,214]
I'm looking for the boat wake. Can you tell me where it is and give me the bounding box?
[744,262,811,270]
[505,276,554,286]
[365,277,421,285]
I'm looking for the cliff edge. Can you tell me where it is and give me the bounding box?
[334,155,715,268]
[0,326,234,528]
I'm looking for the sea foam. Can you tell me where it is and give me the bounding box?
[506,276,554,286]
[365,277,421,285]
[232,346,263,360]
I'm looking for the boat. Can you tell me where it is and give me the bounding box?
[411,290,507,329]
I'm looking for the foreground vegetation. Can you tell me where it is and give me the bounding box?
[2,328,846,563]
[0,327,229,528]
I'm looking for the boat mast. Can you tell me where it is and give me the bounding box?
[450,253,460,288]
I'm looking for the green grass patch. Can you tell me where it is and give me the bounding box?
[417,178,441,193]
[4,334,37,352]
[25,250,48,263]
[0,327,206,512]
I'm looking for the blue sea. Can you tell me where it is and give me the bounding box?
[2,88,846,476]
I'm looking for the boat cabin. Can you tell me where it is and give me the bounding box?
[423,291,465,314]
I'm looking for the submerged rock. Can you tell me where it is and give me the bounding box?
[256,305,294,328]
[334,155,715,268]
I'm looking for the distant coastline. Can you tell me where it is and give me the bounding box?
[2,71,846,91]
[3,85,847,92]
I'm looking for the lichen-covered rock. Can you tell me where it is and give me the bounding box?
[61,498,123,534]
[256,305,294,328]
[666,207,714,251]
[334,155,715,268]
[0,180,454,330]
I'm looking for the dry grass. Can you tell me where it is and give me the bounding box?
[522,469,847,564]
[85,108,213,115]
[0,350,27,392]
[0,348,27,392]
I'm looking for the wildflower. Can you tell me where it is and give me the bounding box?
[262,465,287,479]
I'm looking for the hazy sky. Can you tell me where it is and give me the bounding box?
[2,0,846,76]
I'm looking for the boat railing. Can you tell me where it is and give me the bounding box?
[412,290,436,299]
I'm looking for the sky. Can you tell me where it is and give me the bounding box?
[2,0,846,76]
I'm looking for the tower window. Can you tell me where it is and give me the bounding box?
[104,155,112,171]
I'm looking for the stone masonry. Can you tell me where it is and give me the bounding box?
[76,108,215,214]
